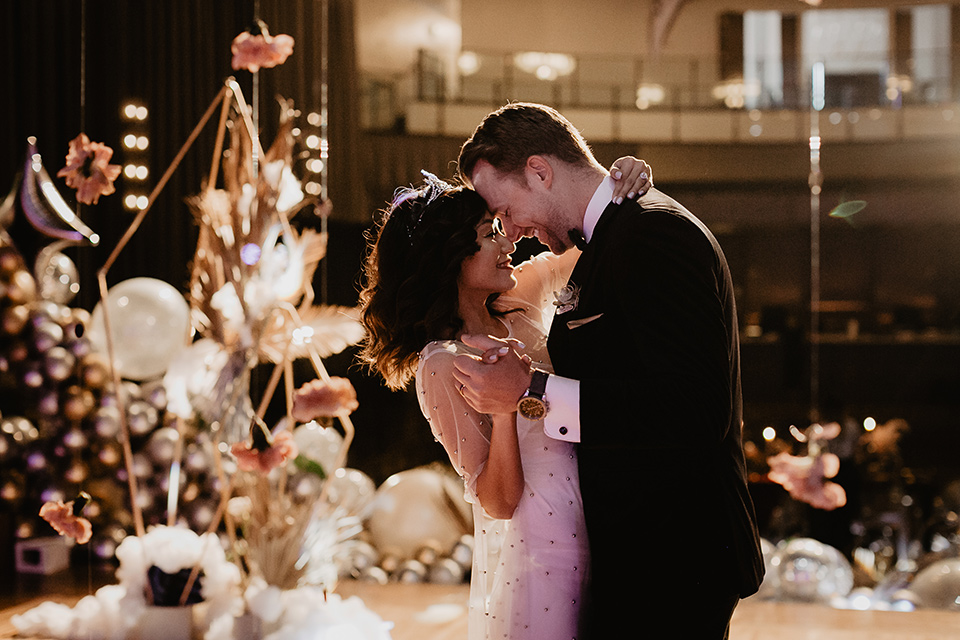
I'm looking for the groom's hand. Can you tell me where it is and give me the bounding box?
[453,335,532,415]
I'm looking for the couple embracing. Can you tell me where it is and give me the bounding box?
[359,102,763,639]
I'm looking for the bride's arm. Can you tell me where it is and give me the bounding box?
[474,413,524,519]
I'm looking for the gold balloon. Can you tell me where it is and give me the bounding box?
[81,354,110,389]
[2,304,29,335]
[6,269,37,305]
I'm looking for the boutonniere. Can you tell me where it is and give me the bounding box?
[553,282,580,314]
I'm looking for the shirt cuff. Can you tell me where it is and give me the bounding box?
[543,373,580,442]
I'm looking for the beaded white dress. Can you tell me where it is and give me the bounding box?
[416,251,589,640]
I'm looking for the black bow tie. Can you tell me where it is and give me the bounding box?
[568,229,587,250]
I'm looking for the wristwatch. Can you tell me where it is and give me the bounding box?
[517,370,549,420]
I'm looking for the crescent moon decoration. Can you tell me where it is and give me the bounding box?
[20,137,100,246]
[0,171,19,232]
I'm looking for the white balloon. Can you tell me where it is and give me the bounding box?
[365,467,472,560]
[88,277,191,381]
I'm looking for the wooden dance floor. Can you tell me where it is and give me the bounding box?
[3,579,959,639]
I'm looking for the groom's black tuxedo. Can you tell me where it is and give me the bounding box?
[547,188,764,636]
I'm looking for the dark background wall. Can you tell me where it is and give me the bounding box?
[2,1,959,496]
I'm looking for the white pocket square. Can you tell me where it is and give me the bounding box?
[566,313,604,330]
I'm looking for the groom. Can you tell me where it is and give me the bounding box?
[453,103,764,638]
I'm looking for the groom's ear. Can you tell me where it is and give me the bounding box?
[525,155,553,190]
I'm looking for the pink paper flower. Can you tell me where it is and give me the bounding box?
[292,377,359,422]
[231,20,295,72]
[231,420,299,473]
[39,492,93,544]
[767,451,847,511]
[56,134,122,205]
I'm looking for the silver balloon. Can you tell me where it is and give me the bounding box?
[427,557,465,585]
[44,345,76,381]
[144,426,180,465]
[34,250,80,304]
[774,538,854,603]
[909,558,960,610]
[93,405,122,439]
[32,319,64,353]
[127,400,159,436]
[393,559,428,583]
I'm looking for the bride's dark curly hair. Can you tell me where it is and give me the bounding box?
[358,178,508,390]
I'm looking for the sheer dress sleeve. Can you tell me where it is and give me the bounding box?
[502,249,580,330]
[416,340,493,504]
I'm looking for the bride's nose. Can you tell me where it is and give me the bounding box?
[497,233,516,253]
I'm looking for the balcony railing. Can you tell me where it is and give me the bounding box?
[360,47,959,136]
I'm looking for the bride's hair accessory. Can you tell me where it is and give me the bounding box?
[391,169,453,244]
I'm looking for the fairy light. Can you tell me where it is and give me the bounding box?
[863,417,876,432]
[762,426,777,441]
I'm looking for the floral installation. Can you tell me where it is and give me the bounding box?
[231,416,299,473]
[767,422,847,511]
[12,525,242,639]
[291,376,359,423]
[231,19,295,73]
[39,491,93,544]
[553,282,580,314]
[204,578,392,640]
[56,133,122,205]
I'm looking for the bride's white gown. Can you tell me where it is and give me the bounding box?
[416,251,589,640]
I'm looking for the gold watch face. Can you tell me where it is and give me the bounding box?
[517,396,547,420]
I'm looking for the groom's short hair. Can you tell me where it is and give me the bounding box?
[458,102,597,183]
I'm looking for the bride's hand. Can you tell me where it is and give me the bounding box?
[609,156,653,204]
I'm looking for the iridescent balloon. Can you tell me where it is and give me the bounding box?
[774,538,854,603]
[34,250,80,304]
[292,421,344,475]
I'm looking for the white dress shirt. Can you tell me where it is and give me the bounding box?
[542,176,616,443]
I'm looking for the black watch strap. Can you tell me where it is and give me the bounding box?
[528,369,549,398]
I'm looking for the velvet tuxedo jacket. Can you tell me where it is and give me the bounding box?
[547,188,764,611]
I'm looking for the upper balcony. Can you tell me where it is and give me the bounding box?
[360,46,960,145]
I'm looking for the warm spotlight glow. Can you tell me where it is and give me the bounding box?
[635,84,666,110]
[124,194,139,210]
[514,52,576,81]
[124,164,138,178]
[136,106,148,120]
[123,104,138,119]
[863,417,876,432]
[458,51,481,76]
[307,112,322,126]
[307,159,324,174]
[136,136,149,150]
[711,78,760,109]
[762,426,777,441]
[123,134,138,149]
[305,134,321,150]
[136,195,149,210]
